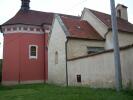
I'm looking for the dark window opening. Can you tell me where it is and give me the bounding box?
[36,28,41,32]
[13,27,17,31]
[87,47,104,54]
[117,9,121,18]
[23,27,28,31]
[19,27,22,30]
[30,46,36,56]
[7,28,11,31]
[30,27,34,31]
[77,75,81,83]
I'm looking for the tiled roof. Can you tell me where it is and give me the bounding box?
[2,10,80,26]
[2,10,54,26]
[61,16,104,40]
[89,9,133,33]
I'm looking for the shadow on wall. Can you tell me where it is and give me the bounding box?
[0,59,2,83]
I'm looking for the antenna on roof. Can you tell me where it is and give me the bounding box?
[21,0,30,11]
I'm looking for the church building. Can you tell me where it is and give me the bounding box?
[1,0,133,88]
[1,0,54,85]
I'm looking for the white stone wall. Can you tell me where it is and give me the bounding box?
[68,46,133,88]
[48,18,67,85]
[81,8,108,38]
[105,31,133,49]
[67,39,104,59]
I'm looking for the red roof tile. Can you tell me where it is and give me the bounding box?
[89,9,133,33]
[61,16,104,40]
[2,10,80,26]
[2,10,54,26]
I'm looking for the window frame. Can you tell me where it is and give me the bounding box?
[87,47,104,54]
[29,45,38,59]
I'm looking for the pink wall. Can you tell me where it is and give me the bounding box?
[2,33,47,84]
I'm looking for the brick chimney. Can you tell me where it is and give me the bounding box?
[116,4,128,21]
[21,0,30,11]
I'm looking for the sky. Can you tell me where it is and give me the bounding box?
[0,0,133,59]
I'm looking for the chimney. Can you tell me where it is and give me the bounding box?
[116,4,128,21]
[21,0,30,11]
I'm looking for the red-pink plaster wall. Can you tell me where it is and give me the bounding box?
[2,33,47,84]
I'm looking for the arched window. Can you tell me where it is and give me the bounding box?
[117,9,121,18]
[29,45,38,59]
[55,51,58,64]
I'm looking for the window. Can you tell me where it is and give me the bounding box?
[23,27,28,31]
[19,27,22,30]
[29,45,38,59]
[77,75,81,83]
[55,51,58,64]
[87,47,104,54]
[117,9,121,18]
[30,27,34,31]
[36,28,41,32]
[7,28,11,31]
[13,27,17,31]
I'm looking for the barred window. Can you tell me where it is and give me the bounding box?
[29,45,38,59]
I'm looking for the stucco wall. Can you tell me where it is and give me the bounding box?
[48,18,67,85]
[67,39,104,59]
[67,46,133,88]
[105,31,133,49]
[81,8,108,38]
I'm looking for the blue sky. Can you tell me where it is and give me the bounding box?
[0,0,133,58]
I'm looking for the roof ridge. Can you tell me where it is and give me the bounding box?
[86,8,111,16]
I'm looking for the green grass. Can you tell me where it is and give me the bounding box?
[0,84,133,100]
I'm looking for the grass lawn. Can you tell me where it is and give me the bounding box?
[0,84,133,100]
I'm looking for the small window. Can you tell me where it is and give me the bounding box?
[30,27,34,31]
[55,51,58,64]
[77,75,81,83]
[36,28,41,32]
[117,9,121,18]
[13,27,17,31]
[87,47,104,54]
[29,45,38,59]
[23,27,28,31]
[19,27,22,30]
[7,28,11,31]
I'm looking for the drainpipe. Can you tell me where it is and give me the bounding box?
[65,39,68,86]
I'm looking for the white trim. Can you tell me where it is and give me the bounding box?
[29,45,38,59]
[2,25,45,34]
